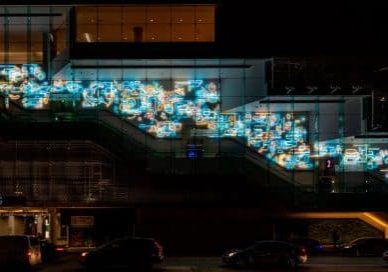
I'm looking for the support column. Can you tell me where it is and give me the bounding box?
[48,208,60,244]
[8,215,15,235]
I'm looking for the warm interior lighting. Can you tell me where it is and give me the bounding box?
[362,212,388,228]
[84,33,92,42]
[288,212,388,238]
[76,5,215,43]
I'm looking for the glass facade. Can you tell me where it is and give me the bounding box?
[0,4,386,200]
[75,5,215,43]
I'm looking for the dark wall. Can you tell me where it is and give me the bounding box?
[135,207,274,255]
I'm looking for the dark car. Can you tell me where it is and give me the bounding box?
[289,238,323,255]
[383,250,388,262]
[341,237,388,256]
[0,235,42,270]
[80,237,164,270]
[39,240,67,263]
[222,240,308,268]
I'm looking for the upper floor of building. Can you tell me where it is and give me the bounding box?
[0,1,246,64]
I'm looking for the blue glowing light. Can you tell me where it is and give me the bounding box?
[315,140,388,171]
[2,64,386,172]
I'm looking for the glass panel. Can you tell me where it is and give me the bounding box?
[123,7,146,23]
[172,24,194,42]
[77,25,98,42]
[98,25,121,42]
[147,24,170,42]
[195,6,215,24]
[55,26,66,54]
[98,7,122,24]
[76,7,97,25]
[171,7,195,24]
[195,24,215,42]
[146,7,171,24]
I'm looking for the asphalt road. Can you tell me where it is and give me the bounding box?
[38,255,388,272]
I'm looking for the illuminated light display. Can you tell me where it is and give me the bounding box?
[0,65,221,138]
[212,111,313,170]
[0,64,313,170]
[315,139,388,171]
[1,64,386,172]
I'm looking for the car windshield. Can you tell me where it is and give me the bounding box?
[349,237,380,245]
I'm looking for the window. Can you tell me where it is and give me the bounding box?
[75,5,215,43]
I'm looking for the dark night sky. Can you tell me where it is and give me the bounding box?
[218,0,388,56]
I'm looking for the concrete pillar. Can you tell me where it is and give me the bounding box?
[8,215,15,235]
[48,208,60,244]
[37,215,43,236]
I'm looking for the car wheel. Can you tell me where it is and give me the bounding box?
[247,254,255,266]
[236,255,251,267]
[355,249,360,257]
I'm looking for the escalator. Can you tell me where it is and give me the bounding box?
[0,96,308,191]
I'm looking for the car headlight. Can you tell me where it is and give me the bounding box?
[343,245,351,249]
[227,252,237,257]
[81,252,88,257]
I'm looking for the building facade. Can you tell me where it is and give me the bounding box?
[0,2,387,251]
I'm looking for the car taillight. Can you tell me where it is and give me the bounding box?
[55,247,65,252]
[299,247,307,255]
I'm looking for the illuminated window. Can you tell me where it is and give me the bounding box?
[75,5,215,43]
[146,24,171,42]
[54,25,67,55]
[0,29,44,64]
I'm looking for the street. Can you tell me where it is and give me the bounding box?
[38,255,388,272]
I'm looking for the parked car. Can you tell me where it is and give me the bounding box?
[341,237,388,256]
[0,235,42,270]
[289,237,323,255]
[222,240,308,268]
[80,236,164,270]
[39,239,67,263]
[383,250,388,262]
